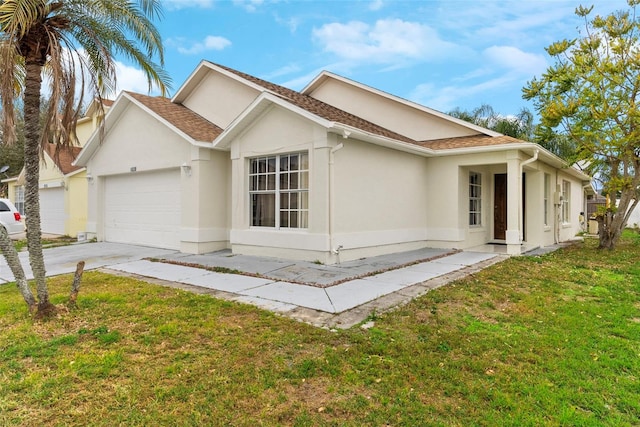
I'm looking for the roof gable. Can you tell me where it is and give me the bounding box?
[75,91,221,166]
[209,62,417,145]
[303,71,500,140]
[43,143,83,175]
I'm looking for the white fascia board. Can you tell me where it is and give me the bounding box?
[74,91,128,166]
[212,92,333,150]
[302,71,501,138]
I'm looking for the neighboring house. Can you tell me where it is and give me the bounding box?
[5,99,112,237]
[75,61,592,263]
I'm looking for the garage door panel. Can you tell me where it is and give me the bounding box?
[40,187,65,235]
[104,170,181,250]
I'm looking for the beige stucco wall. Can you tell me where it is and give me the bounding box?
[181,71,260,128]
[181,146,230,254]
[421,150,586,252]
[74,117,96,146]
[227,103,434,263]
[228,105,333,261]
[308,78,478,141]
[330,138,429,260]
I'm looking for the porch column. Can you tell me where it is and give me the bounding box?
[506,154,521,255]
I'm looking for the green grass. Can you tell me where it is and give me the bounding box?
[13,235,77,252]
[1,232,639,426]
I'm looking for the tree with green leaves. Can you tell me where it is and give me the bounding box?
[523,0,640,250]
[448,103,536,141]
[0,0,170,316]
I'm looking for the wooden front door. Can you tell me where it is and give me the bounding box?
[494,174,507,240]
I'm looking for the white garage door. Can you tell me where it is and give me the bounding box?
[40,187,66,235]
[104,169,181,250]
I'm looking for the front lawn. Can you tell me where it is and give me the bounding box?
[1,233,639,426]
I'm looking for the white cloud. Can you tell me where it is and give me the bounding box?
[113,61,165,96]
[262,64,302,80]
[483,46,547,76]
[233,0,264,13]
[162,0,214,11]
[410,75,514,112]
[369,0,384,11]
[274,13,300,33]
[167,35,232,55]
[312,19,466,65]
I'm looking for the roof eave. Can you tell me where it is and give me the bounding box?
[433,142,591,180]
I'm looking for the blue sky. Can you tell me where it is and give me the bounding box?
[114,0,630,117]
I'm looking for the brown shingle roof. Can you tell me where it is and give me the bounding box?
[43,143,83,175]
[417,134,524,150]
[210,62,417,144]
[211,63,533,153]
[126,92,222,142]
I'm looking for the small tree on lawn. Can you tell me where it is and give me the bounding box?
[523,0,640,250]
[0,0,170,316]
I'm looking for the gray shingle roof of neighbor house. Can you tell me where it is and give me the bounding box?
[125,91,223,142]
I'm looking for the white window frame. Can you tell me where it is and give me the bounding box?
[14,185,24,215]
[249,152,309,229]
[469,171,482,227]
[561,180,571,224]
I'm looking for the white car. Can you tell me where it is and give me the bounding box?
[0,198,25,235]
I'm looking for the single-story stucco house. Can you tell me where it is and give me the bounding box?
[75,61,591,264]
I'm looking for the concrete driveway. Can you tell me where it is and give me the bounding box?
[0,242,177,283]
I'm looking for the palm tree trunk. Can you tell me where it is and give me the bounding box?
[0,226,36,313]
[23,61,54,315]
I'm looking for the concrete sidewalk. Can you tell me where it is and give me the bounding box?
[0,242,506,329]
[107,250,504,328]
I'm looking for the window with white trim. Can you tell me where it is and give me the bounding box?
[469,172,482,226]
[561,180,570,223]
[249,152,309,228]
[14,185,24,215]
[544,174,550,226]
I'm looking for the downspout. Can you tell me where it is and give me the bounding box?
[329,141,344,262]
[518,149,539,243]
[554,173,560,244]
